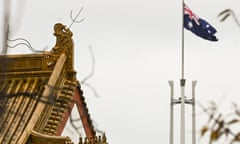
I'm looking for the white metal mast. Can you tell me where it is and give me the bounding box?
[169,1,197,144]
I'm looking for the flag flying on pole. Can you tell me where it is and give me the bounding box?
[184,4,218,41]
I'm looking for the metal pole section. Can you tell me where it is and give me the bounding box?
[181,0,185,142]
[192,81,197,144]
[181,1,185,79]
[180,79,186,144]
[169,81,174,144]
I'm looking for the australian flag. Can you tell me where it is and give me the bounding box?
[184,4,218,41]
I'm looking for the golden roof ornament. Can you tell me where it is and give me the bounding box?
[45,23,74,69]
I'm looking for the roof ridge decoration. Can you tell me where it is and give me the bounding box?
[45,23,74,70]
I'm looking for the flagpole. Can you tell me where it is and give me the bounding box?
[180,1,186,144]
[181,0,185,80]
[169,1,211,144]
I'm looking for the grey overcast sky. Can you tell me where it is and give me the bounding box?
[1,0,240,143]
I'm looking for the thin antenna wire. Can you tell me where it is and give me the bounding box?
[68,7,85,29]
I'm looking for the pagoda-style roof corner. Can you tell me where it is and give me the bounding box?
[0,23,75,72]
[0,23,109,144]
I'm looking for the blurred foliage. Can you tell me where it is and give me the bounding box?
[218,9,240,26]
[200,9,240,144]
[199,101,240,144]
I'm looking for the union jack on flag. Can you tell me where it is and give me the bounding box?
[184,4,218,41]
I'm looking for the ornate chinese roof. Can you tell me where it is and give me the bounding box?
[0,23,107,144]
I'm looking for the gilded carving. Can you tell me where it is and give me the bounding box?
[45,23,73,67]
[78,134,108,144]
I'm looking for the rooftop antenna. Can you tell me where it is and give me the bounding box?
[2,0,11,54]
[169,1,197,144]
